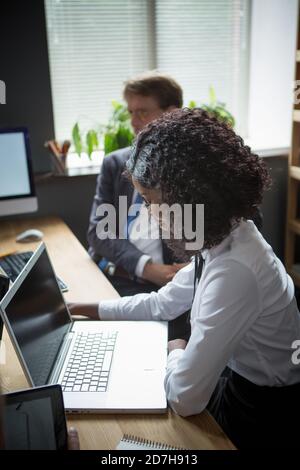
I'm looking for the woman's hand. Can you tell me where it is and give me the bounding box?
[67,302,100,320]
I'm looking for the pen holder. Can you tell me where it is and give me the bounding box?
[44,140,70,175]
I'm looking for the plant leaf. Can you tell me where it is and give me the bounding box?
[86,129,99,159]
[104,132,119,155]
[188,100,197,109]
[209,86,217,106]
[72,123,83,156]
[116,125,134,149]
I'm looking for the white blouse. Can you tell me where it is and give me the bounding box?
[99,220,300,416]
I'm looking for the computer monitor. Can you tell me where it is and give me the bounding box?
[0,127,37,216]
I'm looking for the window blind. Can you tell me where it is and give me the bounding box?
[45,0,250,141]
[155,0,250,135]
[45,0,151,140]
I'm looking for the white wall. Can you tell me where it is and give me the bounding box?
[247,0,298,151]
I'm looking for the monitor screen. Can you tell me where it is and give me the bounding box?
[4,248,71,386]
[0,128,37,216]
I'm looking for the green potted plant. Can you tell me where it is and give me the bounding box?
[71,88,234,160]
[72,100,134,159]
[189,86,235,127]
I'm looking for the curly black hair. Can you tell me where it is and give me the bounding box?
[126,108,271,250]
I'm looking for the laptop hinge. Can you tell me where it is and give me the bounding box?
[48,330,75,385]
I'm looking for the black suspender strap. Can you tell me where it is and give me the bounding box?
[186,253,205,331]
[193,252,204,299]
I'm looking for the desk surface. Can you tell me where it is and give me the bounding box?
[0,216,234,450]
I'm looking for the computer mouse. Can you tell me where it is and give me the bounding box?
[16,228,44,243]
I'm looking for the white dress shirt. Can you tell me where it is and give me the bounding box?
[128,190,163,278]
[99,220,300,417]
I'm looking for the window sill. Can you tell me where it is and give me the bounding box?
[253,147,289,158]
[34,165,101,183]
[35,145,289,183]
[35,151,104,181]
[245,138,290,158]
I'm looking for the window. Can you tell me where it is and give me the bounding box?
[45,0,250,141]
[155,0,250,136]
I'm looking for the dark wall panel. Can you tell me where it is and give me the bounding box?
[260,156,288,261]
[34,174,97,248]
[0,1,54,173]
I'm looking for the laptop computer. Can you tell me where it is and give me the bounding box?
[0,243,168,413]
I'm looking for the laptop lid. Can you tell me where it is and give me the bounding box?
[2,384,68,450]
[0,243,168,414]
[0,243,72,387]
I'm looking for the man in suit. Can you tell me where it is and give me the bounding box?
[87,72,189,339]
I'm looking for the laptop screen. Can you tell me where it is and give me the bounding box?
[3,385,68,450]
[4,248,71,386]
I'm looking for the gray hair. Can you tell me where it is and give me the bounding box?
[126,140,162,189]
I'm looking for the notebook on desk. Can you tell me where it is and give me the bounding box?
[116,434,185,450]
[0,242,168,413]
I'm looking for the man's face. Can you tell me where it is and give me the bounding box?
[125,93,173,135]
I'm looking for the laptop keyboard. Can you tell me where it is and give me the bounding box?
[0,251,68,292]
[61,331,117,392]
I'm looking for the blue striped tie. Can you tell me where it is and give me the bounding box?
[124,192,144,239]
[98,192,144,272]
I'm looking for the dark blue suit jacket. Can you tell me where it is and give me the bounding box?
[87,147,178,276]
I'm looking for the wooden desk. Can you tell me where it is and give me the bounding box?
[0,216,234,450]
